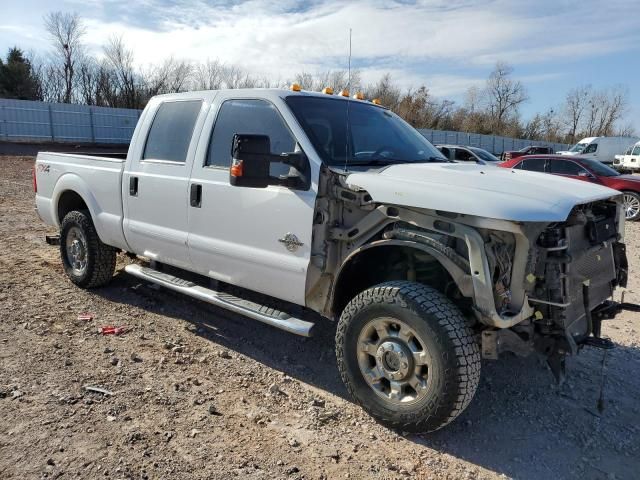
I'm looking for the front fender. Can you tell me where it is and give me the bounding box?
[329,239,474,317]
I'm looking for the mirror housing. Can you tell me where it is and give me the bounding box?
[578,171,594,178]
[230,134,310,189]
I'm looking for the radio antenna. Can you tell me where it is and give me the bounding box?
[343,28,352,171]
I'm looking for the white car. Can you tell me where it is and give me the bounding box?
[558,136,639,164]
[34,87,629,433]
[616,141,640,172]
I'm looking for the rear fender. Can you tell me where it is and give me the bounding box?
[52,173,129,250]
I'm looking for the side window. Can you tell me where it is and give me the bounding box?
[438,147,450,159]
[632,146,640,156]
[547,160,585,175]
[520,158,546,172]
[207,99,296,169]
[143,101,202,162]
[454,148,474,162]
[583,143,598,154]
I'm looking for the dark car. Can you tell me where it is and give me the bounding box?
[499,155,640,220]
[501,145,554,162]
[435,144,501,165]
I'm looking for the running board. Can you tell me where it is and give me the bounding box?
[124,264,314,337]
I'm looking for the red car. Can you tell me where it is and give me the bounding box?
[499,155,640,220]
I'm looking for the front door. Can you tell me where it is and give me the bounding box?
[123,97,207,268]
[187,94,317,306]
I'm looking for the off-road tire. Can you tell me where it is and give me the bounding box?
[60,210,116,288]
[336,281,480,433]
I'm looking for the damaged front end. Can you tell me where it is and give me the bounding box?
[484,199,631,382]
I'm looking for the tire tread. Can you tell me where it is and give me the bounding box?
[335,281,480,432]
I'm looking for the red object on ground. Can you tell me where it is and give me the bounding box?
[98,326,127,335]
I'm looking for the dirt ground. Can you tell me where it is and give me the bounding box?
[1,155,639,480]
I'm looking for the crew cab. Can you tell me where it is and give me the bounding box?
[34,87,630,433]
[500,155,640,221]
[501,145,554,161]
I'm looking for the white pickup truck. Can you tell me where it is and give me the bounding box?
[35,87,630,432]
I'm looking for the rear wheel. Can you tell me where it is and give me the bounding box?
[60,210,116,288]
[335,281,480,433]
[622,192,640,221]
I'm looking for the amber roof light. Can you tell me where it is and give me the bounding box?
[290,83,302,92]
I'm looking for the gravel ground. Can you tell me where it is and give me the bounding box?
[1,155,639,480]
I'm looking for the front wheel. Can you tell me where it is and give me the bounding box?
[60,210,116,288]
[335,281,480,433]
[622,191,640,221]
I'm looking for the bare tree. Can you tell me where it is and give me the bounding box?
[562,85,590,143]
[103,35,138,108]
[43,11,85,103]
[364,73,401,109]
[581,86,629,137]
[193,59,225,90]
[485,62,528,132]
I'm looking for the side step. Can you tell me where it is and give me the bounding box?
[124,264,314,337]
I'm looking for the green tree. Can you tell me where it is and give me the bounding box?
[0,47,42,100]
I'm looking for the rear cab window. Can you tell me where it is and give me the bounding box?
[143,100,203,162]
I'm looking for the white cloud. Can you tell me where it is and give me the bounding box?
[0,0,638,124]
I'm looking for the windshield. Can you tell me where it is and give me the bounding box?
[580,158,620,176]
[569,142,588,153]
[285,96,448,168]
[469,147,500,162]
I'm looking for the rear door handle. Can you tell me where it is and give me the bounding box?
[190,183,202,208]
[129,176,138,196]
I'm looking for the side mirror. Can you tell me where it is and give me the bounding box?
[230,134,309,189]
[578,171,594,178]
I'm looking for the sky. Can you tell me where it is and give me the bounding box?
[1,0,639,131]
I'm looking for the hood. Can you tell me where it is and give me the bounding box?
[346,163,620,222]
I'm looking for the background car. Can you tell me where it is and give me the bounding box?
[499,154,640,221]
[557,136,639,164]
[617,141,640,173]
[501,145,553,162]
[435,144,501,165]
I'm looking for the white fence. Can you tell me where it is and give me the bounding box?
[418,129,570,155]
[0,98,570,153]
[0,98,141,144]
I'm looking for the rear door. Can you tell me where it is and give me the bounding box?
[516,157,547,172]
[547,159,597,183]
[123,97,208,268]
[186,93,317,305]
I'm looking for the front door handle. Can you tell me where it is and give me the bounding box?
[129,176,138,196]
[190,183,202,208]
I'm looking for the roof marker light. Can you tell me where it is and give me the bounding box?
[322,87,333,95]
[371,98,382,105]
[352,92,364,100]
[290,83,302,92]
[339,89,349,97]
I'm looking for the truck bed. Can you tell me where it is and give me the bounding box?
[35,152,129,250]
